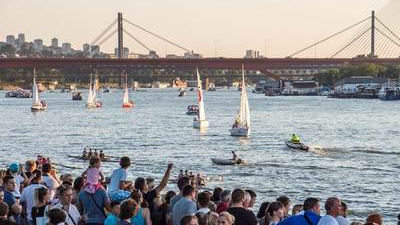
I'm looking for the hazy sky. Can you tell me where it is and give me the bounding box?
[0,0,393,58]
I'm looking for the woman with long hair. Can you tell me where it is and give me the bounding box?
[32,187,51,225]
[262,201,284,225]
[130,190,152,225]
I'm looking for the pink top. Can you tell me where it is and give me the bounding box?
[86,167,101,185]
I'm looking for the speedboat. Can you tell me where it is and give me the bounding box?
[211,158,244,165]
[229,126,250,137]
[285,140,309,151]
[186,105,199,115]
[72,92,83,101]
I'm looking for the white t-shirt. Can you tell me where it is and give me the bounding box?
[20,184,45,221]
[53,203,81,225]
[317,215,339,225]
[42,175,60,200]
[336,216,349,225]
[12,174,25,197]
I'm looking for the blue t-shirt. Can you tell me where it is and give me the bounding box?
[172,197,197,225]
[277,211,321,225]
[109,168,127,193]
[78,189,110,224]
[104,213,119,225]
[4,190,20,223]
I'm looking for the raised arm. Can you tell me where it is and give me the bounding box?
[155,163,173,194]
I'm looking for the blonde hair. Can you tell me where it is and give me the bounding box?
[219,212,235,224]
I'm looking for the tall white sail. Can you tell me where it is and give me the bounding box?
[123,74,129,103]
[197,68,206,121]
[32,68,40,106]
[235,65,250,127]
[86,74,94,105]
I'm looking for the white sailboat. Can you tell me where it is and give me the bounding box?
[86,73,102,108]
[122,73,134,108]
[193,68,209,129]
[31,68,47,111]
[229,65,250,136]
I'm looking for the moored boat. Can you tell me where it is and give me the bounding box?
[72,91,83,101]
[378,85,400,101]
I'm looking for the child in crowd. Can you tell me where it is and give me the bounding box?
[81,157,104,194]
[104,201,121,225]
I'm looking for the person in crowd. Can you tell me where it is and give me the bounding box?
[2,175,22,224]
[365,213,382,225]
[217,212,235,225]
[211,188,223,204]
[336,202,348,225]
[0,202,16,225]
[135,163,173,223]
[226,188,258,225]
[72,177,84,205]
[245,190,257,210]
[180,215,198,225]
[77,182,112,225]
[0,189,4,204]
[116,199,138,225]
[291,204,303,216]
[130,189,152,225]
[317,197,343,225]
[172,185,197,225]
[146,178,155,191]
[108,157,133,202]
[7,163,27,198]
[31,187,51,225]
[216,190,231,214]
[260,201,285,225]
[81,157,105,194]
[41,163,61,200]
[24,160,37,180]
[243,192,252,210]
[197,192,211,214]
[159,190,176,225]
[195,212,209,225]
[276,196,291,219]
[46,208,67,225]
[170,177,190,214]
[257,202,270,220]
[178,170,184,180]
[60,174,74,185]
[104,201,121,225]
[21,170,45,225]
[53,185,81,225]
[278,197,321,225]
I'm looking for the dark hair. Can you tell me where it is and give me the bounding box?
[120,156,131,168]
[177,176,190,190]
[46,208,66,224]
[197,192,211,208]
[2,175,15,185]
[73,177,84,192]
[211,187,223,203]
[35,187,48,204]
[341,201,348,217]
[195,212,210,225]
[57,184,72,196]
[130,189,143,203]
[61,180,73,187]
[324,197,339,213]
[119,199,138,220]
[181,215,197,225]
[257,202,270,219]
[264,201,284,225]
[42,163,52,173]
[165,190,177,204]
[182,185,195,197]
[231,188,245,204]
[276,196,290,207]
[245,189,257,198]
[0,202,9,217]
[31,169,42,184]
[89,157,100,167]
[134,177,146,191]
[110,201,120,208]
[303,198,319,211]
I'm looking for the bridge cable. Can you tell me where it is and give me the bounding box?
[377,5,400,57]
[289,17,371,57]
[91,19,118,46]
[97,29,118,46]
[348,30,370,58]
[378,25,395,57]
[376,27,400,47]
[331,27,371,58]
[123,29,152,52]
[337,23,370,58]
[123,18,192,53]
[376,17,400,42]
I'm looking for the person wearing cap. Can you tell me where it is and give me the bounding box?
[8,163,27,198]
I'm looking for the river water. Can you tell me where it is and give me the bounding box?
[0,89,399,223]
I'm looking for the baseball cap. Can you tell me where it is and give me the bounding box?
[9,163,19,173]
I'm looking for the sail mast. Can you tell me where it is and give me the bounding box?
[197,68,206,121]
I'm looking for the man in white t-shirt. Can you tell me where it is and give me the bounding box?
[20,170,45,225]
[53,185,81,225]
[41,163,60,200]
[317,197,347,225]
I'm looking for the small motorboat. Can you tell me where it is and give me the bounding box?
[186,105,199,115]
[72,92,83,101]
[285,140,309,151]
[211,158,244,165]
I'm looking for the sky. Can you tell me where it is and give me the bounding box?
[0,0,393,58]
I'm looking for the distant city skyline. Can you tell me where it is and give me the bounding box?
[0,0,393,58]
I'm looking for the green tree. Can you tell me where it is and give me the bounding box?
[0,44,16,57]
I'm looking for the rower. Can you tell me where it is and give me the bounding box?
[291,134,300,143]
[232,151,238,161]
[82,148,88,158]
[99,150,105,160]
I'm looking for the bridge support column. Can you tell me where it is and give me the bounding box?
[371,11,375,58]
[118,12,124,87]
